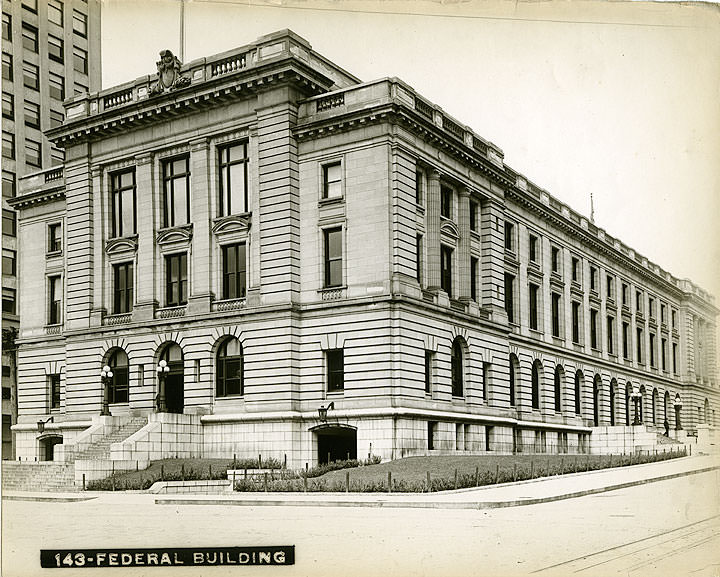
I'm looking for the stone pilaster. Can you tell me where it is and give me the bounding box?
[457,186,471,301]
[480,197,508,323]
[425,169,441,292]
[187,137,213,315]
[89,165,105,326]
[133,153,157,321]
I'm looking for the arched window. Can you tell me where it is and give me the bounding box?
[639,385,646,424]
[652,389,659,425]
[574,370,583,415]
[554,365,563,413]
[626,383,633,425]
[216,337,244,397]
[704,398,710,424]
[451,338,465,397]
[531,360,542,410]
[664,390,670,422]
[593,375,601,426]
[158,342,184,414]
[107,348,129,404]
[610,379,617,426]
[509,354,519,407]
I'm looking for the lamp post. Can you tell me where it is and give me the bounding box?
[318,401,335,423]
[156,359,170,413]
[100,365,113,416]
[630,386,642,426]
[673,393,683,430]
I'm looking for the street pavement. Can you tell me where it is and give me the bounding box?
[2,454,719,577]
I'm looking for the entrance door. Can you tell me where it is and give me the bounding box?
[316,427,357,465]
[41,436,63,461]
[165,372,184,414]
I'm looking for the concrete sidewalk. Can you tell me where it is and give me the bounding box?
[4,454,718,509]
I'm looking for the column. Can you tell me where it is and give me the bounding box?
[187,137,213,315]
[480,196,508,323]
[133,153,157,321]
[425,169,441,291]
[457,186,471,301]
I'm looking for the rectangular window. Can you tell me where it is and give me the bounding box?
[551,292,561,337]
[416,235,422,284]
[428,421,436,450]
[3,209,16,237]
[23,61,39,90]
[74,83,88,96]
[660,304,666,324]
[113,262,134,314]
[649,297,655,319]
[572,302,581,344]
[469,200,478,232]
[590,266,597,291]
[529,283,539,331]
[48,223,62,252]
[415,170,423,205]
[440,245,453,296]
[637,327,644,363]
[21,24,38,53]
[672,342,677,374]
[165,253,188,307]
[50,109,64,128]
[2,171,15,198]
[48,275,62,324]
[49,374,61,409]
[636,290,643,313]
[571,257,580,282]
[622,283,628,306]
[23,100,40,128]
[607,316,614,354]
[2,288,16,315]
[222,243,247,300]
[73,47,88,74]
[529,235,538,263]
[504,221,514,251]
[50,147,64,167]
[72,9,88,37]
[49,72,65,101]
[2,133,14,160]
[424,350,433,394]
[440,185,452,219]
[551,246,560,274]
[623,321,630,359]
[48,1,63,25]
[661,337,667,370]
[2,92,13,119]
[504,273,515,324]
[48,34,64,63]
[590,309,598,349]
[219,142,249,214]
[25,139,41,167]
[671,309,677,330]
[2,13,10,41]
[321,162,342,200]
[111,170,136,237]
[162,156,190,227]
[649,333,656,367]
[22,0,38,13]
[606,275,614,300]
[470,256,478,301]
[324,227,343,288]
[2,249,16,276]
[326,349,344,392]
[2,53,12,82]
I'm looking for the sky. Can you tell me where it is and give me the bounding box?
[100,0,720,303]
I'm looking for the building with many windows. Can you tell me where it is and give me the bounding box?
[1,0,101,459]
[8,30,718,470]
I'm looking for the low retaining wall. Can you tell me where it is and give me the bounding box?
[110,413,203,461]
[147,480,233,494]
[74,458,151,485]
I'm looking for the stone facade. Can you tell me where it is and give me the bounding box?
[9,30,719,468]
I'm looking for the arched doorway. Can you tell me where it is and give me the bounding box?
[159,343,184,414]
[39,434,63,461]
[314,425,357,465]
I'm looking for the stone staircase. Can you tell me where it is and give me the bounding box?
[73,417,147,461]
[2,462,77,492]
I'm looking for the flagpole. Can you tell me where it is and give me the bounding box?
[179,0,185,62]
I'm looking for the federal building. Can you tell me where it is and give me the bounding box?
[8,30,718,472]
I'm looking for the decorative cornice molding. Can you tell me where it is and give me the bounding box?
[7,189,65,210]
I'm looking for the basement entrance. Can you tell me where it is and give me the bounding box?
[39,434,63,461]
[316,426,357,465]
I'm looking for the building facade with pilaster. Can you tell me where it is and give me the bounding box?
[9,30,719,467]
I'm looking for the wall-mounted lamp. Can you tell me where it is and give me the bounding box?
[37,416,54,434]
[318,401,335,423]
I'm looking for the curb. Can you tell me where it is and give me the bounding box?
[2,494,97,502]
[154,465,719,510]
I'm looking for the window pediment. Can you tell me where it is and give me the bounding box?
[157,224,193,251]
[212,213,251,240]
[440,219,459,243]
[105,235,138,257]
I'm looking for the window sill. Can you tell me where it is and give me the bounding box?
[156,305,187,319]
[46,250,63,259]
[319,196,344,206]
[45,324,63,335]
[319,287,346,301]
[215,394,245,400]
[104,313,132,325]
[212,298,246,312]
[326,390,344,397]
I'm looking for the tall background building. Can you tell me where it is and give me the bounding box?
[2,0,101,459]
